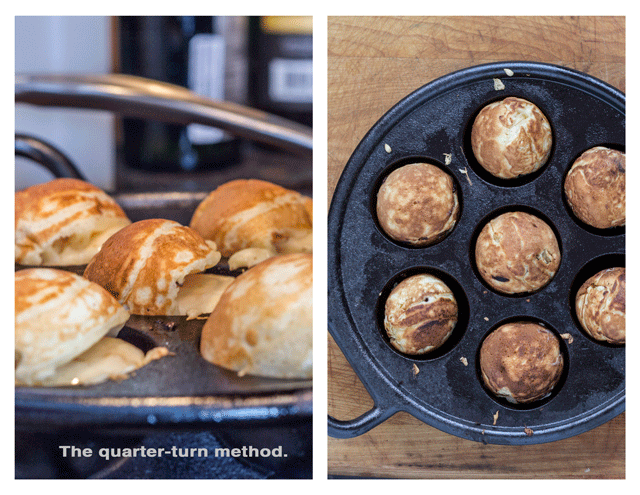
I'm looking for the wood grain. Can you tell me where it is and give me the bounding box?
[328,16,625,206]
[327,16,625,479]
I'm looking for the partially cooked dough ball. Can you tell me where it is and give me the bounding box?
[479,322,564,404]
[15,268,130,385]
[576,267,625,344]
[84,219,221,315]
[564,147,625,229]
[15,178,131,266]
[471,97,552,179]
[376,163,459,246]
[384,273,458,355]
[189,179,312,258]
[200,253,312,379]
[475,211,560,294]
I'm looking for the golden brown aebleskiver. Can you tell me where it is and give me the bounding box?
[200,253,312,379]
[479,322,564,404]
[15,178,131,266]
[576,267,625,344]
[475,211,560,294]
[189,179,313,258]
[384,273,458,355]
[15,268,130,385]
[84,219,221,315]
[471,97,552,179]
[376,163,459,246]
[564,147,625,229]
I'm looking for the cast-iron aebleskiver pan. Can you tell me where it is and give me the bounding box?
[328,61,624,444]
[14,149,312,434]
[15,76,312,434]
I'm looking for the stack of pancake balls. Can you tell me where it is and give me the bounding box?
[375,96,624,406]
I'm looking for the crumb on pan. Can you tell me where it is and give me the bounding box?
[144,347,175,362]
[460,357,468,366]
[484,317,489,321]
[152,320,177,332]
[524,427,534,436]
[458,167,473,185]
[504,68,514,76]
[493,410,499,425]
[560,333,574,344]
[413,363,420,375]
[443,153,452,165]
[384,143,392,153]
[493,78,505,90]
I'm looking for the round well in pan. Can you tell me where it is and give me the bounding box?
[375,266,469,361]
[560,143,626,237]
[463,94,556,188]
[370,156,463,249]
[475,316,570,410]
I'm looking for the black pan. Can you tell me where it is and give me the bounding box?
[327,61,624,444]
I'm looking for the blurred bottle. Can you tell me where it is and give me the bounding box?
[248,16,313,128]
[117,16,248,172]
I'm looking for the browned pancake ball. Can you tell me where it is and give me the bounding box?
[471,97,553,179]
[479,322,564,404]
[576,267,625,344]
[376,163,459,246]
[384,273,458,355]
[475,211,561,294]
[564,147,625,229]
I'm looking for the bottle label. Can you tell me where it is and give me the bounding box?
[187,33,226,144]
[268,58,313,104]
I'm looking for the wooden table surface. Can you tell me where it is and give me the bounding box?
[327,16,625,479]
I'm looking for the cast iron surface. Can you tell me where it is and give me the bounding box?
[328,61,625,444]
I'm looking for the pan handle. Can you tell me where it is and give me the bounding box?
[15,134,86,180]
[15,73,312,157]
[328,405,397,439]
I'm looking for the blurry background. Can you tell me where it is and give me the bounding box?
[15,16,312,194]
[15,16,114,189]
